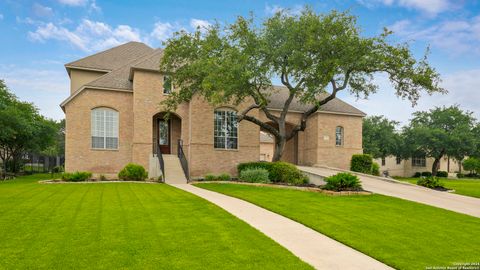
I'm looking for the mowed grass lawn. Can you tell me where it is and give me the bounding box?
[195,183,480,270]
[0,175,312,270]
[395,177,480,198]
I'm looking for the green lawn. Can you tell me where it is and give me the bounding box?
[195,183,480,270]
[394,177,480,198]
[0,174,312,269]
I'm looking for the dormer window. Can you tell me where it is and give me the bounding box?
[163,75,172,95]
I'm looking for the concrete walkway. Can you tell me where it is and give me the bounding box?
[171,183,392,270]
[299,166,480,218]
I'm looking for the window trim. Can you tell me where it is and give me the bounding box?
[335,126,344,146]
[411,156,426,167]
[91,107,119,150]
[214,108,239,150]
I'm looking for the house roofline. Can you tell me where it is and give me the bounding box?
[64,65,111,77]
[60,86,133,111]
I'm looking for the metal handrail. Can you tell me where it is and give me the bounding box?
[177,139,190,182]
[153,139,165,182]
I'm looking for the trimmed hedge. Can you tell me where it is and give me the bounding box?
[240,168,269,183]
[62,171,92,182]
[118,163,148,181]
[436,171,448,178]
[413,172,422,178]
[417,176,445,189]
[350,154,373,174]
[204,173,231,181]
[421,171,432,177]
[237,161,309,185]
[371,162,380,176]
[324,172,362,191]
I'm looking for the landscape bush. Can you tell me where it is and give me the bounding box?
[413,172,422,178]
[237,161,308,185]
[99,174,107,181]
[52,166,64,173]
[62,171,92,182]
[436,171,448,178]
[456,173,465,178]
[371,162,380,176]
[118,163,148,181]
[324,172,362,191]
[350,154,373,174]
[239,168,270,183]
[204,173,231,181]
[421,171,432,177]
[417,176,445,189]
[462,157,480,174]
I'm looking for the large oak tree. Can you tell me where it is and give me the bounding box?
[362,116,401,159]
[159,8,444,161]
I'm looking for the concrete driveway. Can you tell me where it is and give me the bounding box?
[298,166,480,218]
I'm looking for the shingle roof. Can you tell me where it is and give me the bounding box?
[65,41,154,72]
[266,86,366,116]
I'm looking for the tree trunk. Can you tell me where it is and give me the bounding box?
[272,137,286,162]
[432,157,441,176]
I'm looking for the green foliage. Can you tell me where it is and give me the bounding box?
[118,163,147,181]
[421,171,432,177]
[457,173,465,179]
[99,174,107,181]
[240,168,270,183]
[61,171,92,182]
[270,162,309,185]
[52,166,64,173]
[463,157,480,174]
[237,162,273,175]
[204,173,231,181]
[436,171,448,178]
[403,106,477,175]
[417,176,445,189]
[350,154,373,174]
[324,172,362,191]
[363,116,402,159]
[413,172,422,178]
[371,162,380,176]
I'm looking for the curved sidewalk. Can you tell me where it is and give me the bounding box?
[298,166,480,218]
[171,183,392,270]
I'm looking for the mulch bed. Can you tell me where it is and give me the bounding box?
[39,180,160,184]
[191,180,371,196]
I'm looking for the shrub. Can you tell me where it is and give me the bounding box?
[118,163,147,181]
[99,174,107,181]
[204,174,217,181]
[52,166,64,173]
[218,173,231,181]
[371,162,380,176]
[270,161,309,185]
[62,171,92,182]
[240,168,270,183]
[324,172,362,191]
[237,162,273,175]
[417,176,445,189]
[463,157,480,174]
[457,173,465,178]
[421,171,432,177]
[413,172,422,178]
[436,171,448,178]
[350,154,373,174]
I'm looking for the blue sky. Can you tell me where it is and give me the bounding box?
[1,0,479,124]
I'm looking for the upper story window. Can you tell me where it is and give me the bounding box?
[163,75,172,95]
[91,107,119,149]
[412,156,426,167]
[214,109,238,150]
[335,126,344,146]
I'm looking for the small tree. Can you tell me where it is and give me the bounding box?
[159,8,444,161]
[403,106,477,176]
[462,157,480,175]
[362,116,402,159]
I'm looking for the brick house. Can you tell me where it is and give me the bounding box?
[61,42,366,181]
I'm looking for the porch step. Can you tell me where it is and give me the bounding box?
[163,155,188,184]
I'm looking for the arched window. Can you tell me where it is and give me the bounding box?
[214,108,238,149]
[91,107,119,149]
[335,126,343,146]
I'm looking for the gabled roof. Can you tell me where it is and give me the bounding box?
[65,41,154,73]
[266,86,366,116]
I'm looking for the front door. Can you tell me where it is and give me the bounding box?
[158,119,170,154]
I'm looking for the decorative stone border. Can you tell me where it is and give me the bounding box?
[39,180,161,184]
[190,181,371,196]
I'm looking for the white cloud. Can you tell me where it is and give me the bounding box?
[150,21,175,43]
[89,0,101,13]
[389,16,480,55]
[28,19,143,52]
[265,4,303,16]
[190,19,211,31]
[57,0,88,6]
[32,3,54,18]
[340,69,480,125]
[358,0,452,15]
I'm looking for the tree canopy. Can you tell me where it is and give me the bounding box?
[403,106,477,176]
[362,116,401,159]
[160,7,445,161]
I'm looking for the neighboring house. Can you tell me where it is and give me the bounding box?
[375,155,462,177]
[60,42,366,180]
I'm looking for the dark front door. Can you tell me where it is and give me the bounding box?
[158,119,170,154]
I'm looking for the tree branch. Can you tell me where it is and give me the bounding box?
[241,115,280,138]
